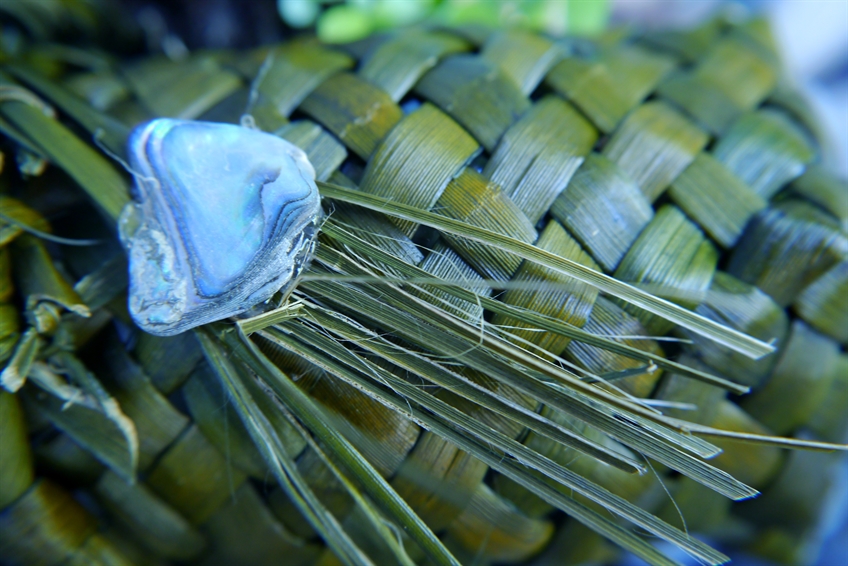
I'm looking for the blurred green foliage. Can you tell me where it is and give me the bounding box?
[277,0,611,43]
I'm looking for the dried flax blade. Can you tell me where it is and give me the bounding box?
[328,201,425,266]
[181,363,278,479]
[741,321,840,435]
[658,70,743,135]
[211,328,461,566]
[0,390,34,508]
[790,165,848,232]
[386,428,487,536]
[300,245,760,503]
[93,470,207,561]
[413,241,490,322]
[122,54,243,120]
[12,235,91,333]
[0,328,40,392]
[690,34,778,111]
[0,248,13,303]
[545,56,631,134]
[73,254,128,311]
[727,200,847,307]
[277,119,348,181]
[243,367,421,566]
[613,205,718,335]
[187,332,374,564]
[359,103,479,237]
[0,80,129,221]
[793,261,848,343]
[306,241,678,424]
[358,31,470,102]
[202,482,322,566]
[442,483,553,562]
[435,168,538,281]
[6,63,130,155]
[143,422,247,525]
[414,54,530,152]
[254,317,720,565]
[25,356,139,483]
[298,72,402,160]
[549,153,652,272]
[90,331,189,472]
[601,101,709,202]
[668,153,768,248]
[657,32,777,134]
[805,354,848,443]
[289,301,644,474]
[319,219,750,392]
[491,220,599,355]
[322,240,750,482]
[63,69,131,113]
[0,479,98,565]
[318,182,775,360]
[0,111,45,160]
[563,297,665,398]
[284,352,420,480]
[601,45,677,109]
[713,109,816,199]
[0,197,52,246]
[680,272,788,388]
[484,95,597,225]
[251,39,353,119]
[702,400,783,488]
[481,30,563,96]
[0,306,20,366]
[133,331,204,395]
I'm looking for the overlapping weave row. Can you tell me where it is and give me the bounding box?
[0,12,846,566]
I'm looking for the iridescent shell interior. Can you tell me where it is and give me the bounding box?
[121,119,322,336]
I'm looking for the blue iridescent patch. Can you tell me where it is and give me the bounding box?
[120,119,322,336]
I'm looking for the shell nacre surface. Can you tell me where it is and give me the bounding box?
[121,119,322,336]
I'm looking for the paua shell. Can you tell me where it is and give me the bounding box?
[120,119,322,336]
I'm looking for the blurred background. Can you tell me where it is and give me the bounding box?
[612,0,847,181]
[120,0,847,179]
